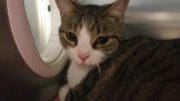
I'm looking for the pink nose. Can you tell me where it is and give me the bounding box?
[78,53,89,62]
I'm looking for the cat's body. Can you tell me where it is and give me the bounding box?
[55,0,180,101]
[58,36,180,101]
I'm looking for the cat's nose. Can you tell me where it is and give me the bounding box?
[78,53,89,62]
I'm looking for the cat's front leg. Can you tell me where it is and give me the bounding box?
[58,85,69,101]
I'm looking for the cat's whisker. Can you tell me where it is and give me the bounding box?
[97,64,102,77]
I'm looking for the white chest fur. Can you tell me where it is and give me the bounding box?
[59,62,93,101]
[67,62,92,88]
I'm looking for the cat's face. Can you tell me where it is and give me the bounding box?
[61,25,108,66]
[56,0,129,67]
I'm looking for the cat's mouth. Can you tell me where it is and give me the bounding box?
[76,62,97,69]
[79,63,95,67]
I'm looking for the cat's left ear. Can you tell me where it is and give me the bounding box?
[105,0,129,21]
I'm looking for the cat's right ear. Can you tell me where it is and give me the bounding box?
[55,0,78,16]
[104,0,129,21]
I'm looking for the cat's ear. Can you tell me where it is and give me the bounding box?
[55,0,78,16]
[105,0,129,21]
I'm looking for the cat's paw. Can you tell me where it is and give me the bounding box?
[58,85,70,101]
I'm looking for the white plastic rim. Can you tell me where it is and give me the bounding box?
[24,0,52,53]
[23,0,63,64]
[7,0,66,78]
[39,0,64,64]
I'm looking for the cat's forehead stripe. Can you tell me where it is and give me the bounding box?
[77,25,93,52]
[78,24,95,40]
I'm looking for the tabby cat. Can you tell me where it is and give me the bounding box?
[55,0,180,101]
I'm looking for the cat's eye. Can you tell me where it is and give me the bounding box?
[66,32,77,42]
[96,36,110,45]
